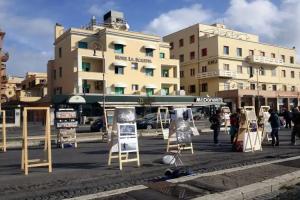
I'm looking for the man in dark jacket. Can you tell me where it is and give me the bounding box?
[283,108,292,129]
[291,107,300,145]
[209,110,221,145]
[268,109,280,146]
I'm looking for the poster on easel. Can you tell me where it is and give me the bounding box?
[104,109,115,142]
[259,106,271,143]
[156,107,170,140]
[107,107,140,170]
[221,106,231,134]
[236,106,262,152]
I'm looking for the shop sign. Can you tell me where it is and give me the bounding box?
[194,97,223,103]
[115,55,152,63]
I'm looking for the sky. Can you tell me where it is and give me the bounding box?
[1,0,299,77]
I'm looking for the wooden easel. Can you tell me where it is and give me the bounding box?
[221,107,231,134]
[259,106,271,143]
[0,110,6,152]
[21,107,52,175]
[104,108,115,142]
[237,106,262,152]
[107,107,140,170]
[156,107,170,139]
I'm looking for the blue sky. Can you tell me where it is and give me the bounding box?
[0,0,299,76]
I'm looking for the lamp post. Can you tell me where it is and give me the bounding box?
[256,66,263,114]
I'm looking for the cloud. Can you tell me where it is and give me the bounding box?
[144,4,214,36]
[88,1,118,18]
[0,1,54,75]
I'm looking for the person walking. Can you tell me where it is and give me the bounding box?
[209,109,221,145]
[291,107,300,145]
[229,109,240,144]
[283,108,292,129]
[268,109,280,147]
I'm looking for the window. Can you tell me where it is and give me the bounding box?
[190,68,195,76]
[59,67,62,77]
[291,71,295,78]
[201,83,208,92]
[82,62,91,72]
[281,55,285,62]
[95,81,103,90]
[260,51,265,56]
[202,66,207,72]
[262,84,267,91]
[115,87,124,95]
[249,50,254,56]
[237,65,243,74]
[160,52,165,59]
[238,83,243,89]
[115,44,125,54]
[78,41,88,49]
[190,35,195,44]
[161,87,169,95]
[260,67,265,76]
[57,87,62,94]
[290,56,294,64]
[59,47,62,58]
[190,51,195,60]
[53,69,56,80]
[282,85,287,91]
[223,46,229,55]
[201,48,207,56]
[272,85,277,91]
[82,80,90,93]
[170,42,174,50]
[250,83,256,90]
[131,62,138,70]
[145,68,154,76]
[179,54,184,62]
[281,70,286,77]
[145,48,154,57]
[236,48,242,57]
[180,71,184,78]
[291,86,296,92]
[146,88,154,96]
[224,82,230,90]
[272,69,276,76]
[223,64,229,71]
[271,53,276,58]
[180,86,185,90]
[115,66,124,75]
[162,69,169,77]
[189,85,196,93]
[132,84,139,91]
[179,39,184,47]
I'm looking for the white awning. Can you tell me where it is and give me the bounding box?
[144,64,156,69]
[143,44,156,50]
[113,61,127,67]
[145,84,157,89]
[67,95,86,104]
[114,83,127,88]
[112,40,127,46]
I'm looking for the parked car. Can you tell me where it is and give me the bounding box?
[136,115,170,130]
[90,118,105,132]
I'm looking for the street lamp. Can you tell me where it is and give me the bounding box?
[250,66,264,114]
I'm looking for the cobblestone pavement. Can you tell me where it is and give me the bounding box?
[0,128,299,200]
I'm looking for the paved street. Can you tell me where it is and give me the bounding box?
[0,128,300,199]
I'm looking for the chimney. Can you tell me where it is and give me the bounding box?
[55,23,64,40]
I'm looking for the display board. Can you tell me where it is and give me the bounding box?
[107,107,140,170]
[221,106,231,134]
[21,107,52,175]
[103,109,115,142]
[259,106,271,143]
[0,111,6,152]
[156,107,170,139]
[236,106,262,152]
[172,107,199,136]
[55,108,78,148]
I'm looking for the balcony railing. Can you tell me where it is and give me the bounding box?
[196,70,237,79]
[247,55,284,66]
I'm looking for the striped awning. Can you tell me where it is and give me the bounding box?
[113,61,127,67]
[112,40,127,46]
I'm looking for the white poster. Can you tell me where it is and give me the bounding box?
[117,123,139,153]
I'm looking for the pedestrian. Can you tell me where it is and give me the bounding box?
[209,109,221,145]
[291,107,300,145]
[283,108,292,129]
[268,109,280,147]
[229,108,240,144]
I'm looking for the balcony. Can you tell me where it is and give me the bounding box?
[196,70,237,79]
[247,55,284,66]
[19,91,42,102]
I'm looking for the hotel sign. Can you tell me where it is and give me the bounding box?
[194,97,223,103]
[115,55,152,63]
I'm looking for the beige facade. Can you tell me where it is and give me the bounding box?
[0,28,9,104]
[48,11,179,100]
[19,72,47,102]
[164,23,300,112]
[3,76,23,101]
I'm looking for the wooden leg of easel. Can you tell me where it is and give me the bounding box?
[24,137,28,175]
[119,151,122,170]
[137,152,140,167]
[47,110,52,173]
[3,113,6,152]
[166,139,170,152]
[21,141,24,170]
[191,143,194,154]
[126,152,129,160]
[108,150,112,165]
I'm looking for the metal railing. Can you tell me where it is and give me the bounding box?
[196,70,237,79]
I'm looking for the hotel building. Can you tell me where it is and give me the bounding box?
[48,11,180,109]
[0,28,9,104]
[164,23,300,112]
